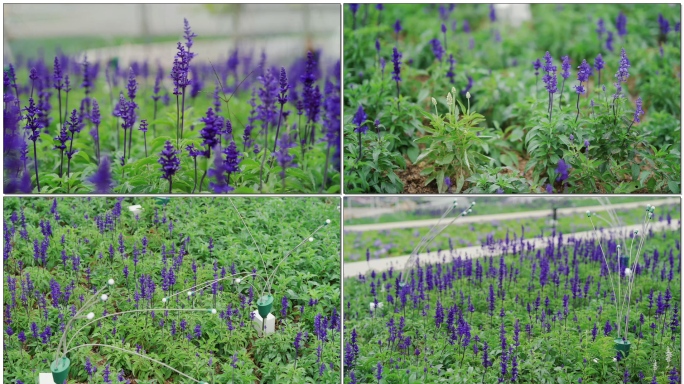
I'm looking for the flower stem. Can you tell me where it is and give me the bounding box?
[321,145,331,193]
[180,91,186,141]
[574,93,581,123]
[269,103,285,168]
[192,157,198,193]
[258,123,269,192]
[33,141,41,192]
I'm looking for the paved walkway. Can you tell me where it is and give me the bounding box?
[344,198,679,232]
[343,220,677,278]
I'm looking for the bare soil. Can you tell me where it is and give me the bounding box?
[396,158,438,194]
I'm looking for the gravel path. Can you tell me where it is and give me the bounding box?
[344,198,679,232]
[343,220,678,278]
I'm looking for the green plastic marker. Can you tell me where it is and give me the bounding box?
[257,295,274,318]
[51,356,71,384]
[614,338,631,359]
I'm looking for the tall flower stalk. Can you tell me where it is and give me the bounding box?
[594,54,604,90]
[139,119,149,157]
[65,109,81,183]
[158,141,180,193]
[541,52,557,121]
[91,100,101,164]
[352,105,367,164]
[271,67,289,159]
[24,98,42,192]
[612,48,630,124]
[392,47,402,110]
[574,60,591,123]
[559,56,571,109]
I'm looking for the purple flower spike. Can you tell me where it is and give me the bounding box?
[556,159,569,182]
[158,141,180,191]
[616,11,627,38]
[88,156,113,193]
[353,105,367,134]
[633,97,644,123]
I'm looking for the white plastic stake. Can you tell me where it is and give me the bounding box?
[251,310,275,336]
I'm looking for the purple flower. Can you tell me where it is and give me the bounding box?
[281,296,288,317]
[353,105,368,134]
[633,98,644,123]
[533,59,542,75]
[103,364,111,383]
[375,362,383,381]
[200,108,221,151]
[489,4,496,22]
[604,319,612,336]
[87,156,113,193]
[392,47,402,83]
[394,19,402,36]
[349,4,359,14]
[596,18,606,39]
[482,341,492,369]
[446,54,456,83]
[294,331,303,353]
[542,52,557,94]
[594,53,604,72]
[606,31,614,52]
[277,67,288,105]
[53,57,64,90]
[616,11,627,37]
[430,38,444,61]
[158,141,180,181]
[183,18,197,52]
[615,48,630,84]
[301,51,320,124]
[669,367,679,384]
[546,184,553,194]
[272,133,296,179]
[127,67,137,100]
[561,56,571,80]
[556,159,569,182]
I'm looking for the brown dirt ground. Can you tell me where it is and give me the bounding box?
[397,157,439,194]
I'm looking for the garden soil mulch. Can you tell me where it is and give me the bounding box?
[397,157,438,194]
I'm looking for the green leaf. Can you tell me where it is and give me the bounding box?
[406,147,420,163]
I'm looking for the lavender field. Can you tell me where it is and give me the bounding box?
[4,9,341,194]
[3,197,341,383]
[343,199,680,383]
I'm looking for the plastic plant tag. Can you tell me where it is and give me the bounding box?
[251,310,275,336]
[39,372,55,384]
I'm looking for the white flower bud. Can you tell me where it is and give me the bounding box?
[100,294,108,302]
[326,219,331,224]
[86,312,95,320]
[466,91,471,99]
[309,237,314,242]
[108,279,115,286]
[431,97,437,106]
